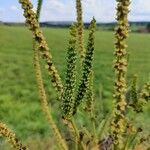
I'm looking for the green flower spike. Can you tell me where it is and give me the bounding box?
[18,0,63,98]
[62,24,77,119]
[32,1,68,149]
[76,0,85,61]
[73,18,96,115]
[85,71,94,113]
[0,122,28,150]
[111,0,130,148]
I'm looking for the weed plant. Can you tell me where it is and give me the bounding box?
[0,0,149,150]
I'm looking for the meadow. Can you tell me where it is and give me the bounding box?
[0,25,150,149]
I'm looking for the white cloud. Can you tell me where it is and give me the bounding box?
[40,0,75,21]
[0,8,5,11]
[0,5,24,22]
[82,0,116,22]
[130,0,150,21]
[10,6,18,11]
[40,0,116,22]
[0,8,5,20]
[132,0,150,13]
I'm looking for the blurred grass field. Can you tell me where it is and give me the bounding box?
[0,25,150,148]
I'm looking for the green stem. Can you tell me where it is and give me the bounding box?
[98,113,111,139]
[128,131,139,149]
[70,119,86,150]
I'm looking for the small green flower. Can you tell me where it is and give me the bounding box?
[128,75,143,113]
[84,71,94,113]
[140,82,150,102]
[128,76,150,113]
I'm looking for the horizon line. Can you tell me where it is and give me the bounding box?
[1,20,150,24]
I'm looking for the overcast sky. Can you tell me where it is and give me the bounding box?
[0,0,150,22]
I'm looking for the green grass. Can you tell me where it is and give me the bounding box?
[0,25,150,147]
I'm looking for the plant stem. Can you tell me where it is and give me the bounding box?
[70,119,86,150]
[31,1,68,149]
